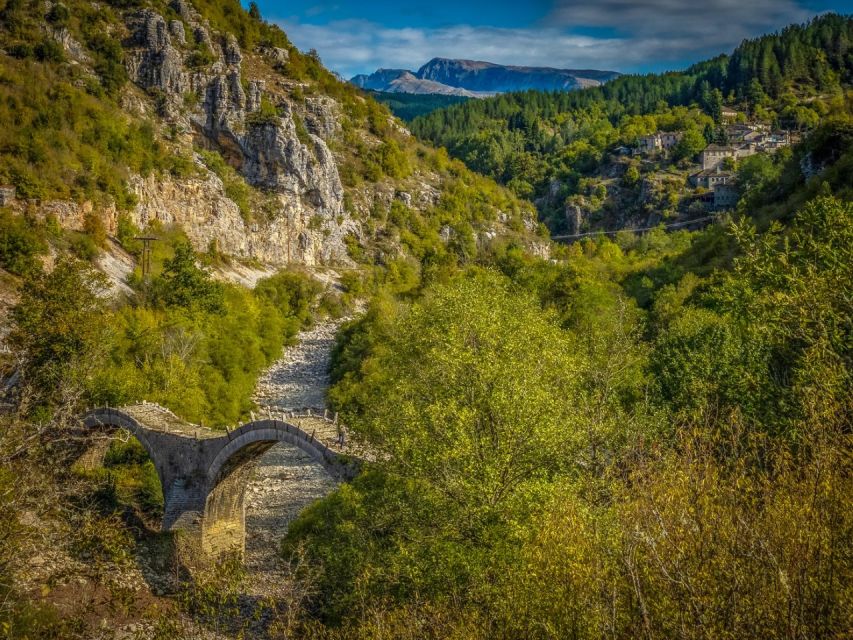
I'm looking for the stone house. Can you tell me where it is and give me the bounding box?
[658,131,682,149]
[758,130,792,151]
[0,185,15,207]
[713,182,739,209]
[721,106,740,123]
[690,167,735,189]
[726,124,767,143]
[701,144,738,170]
[635,131,683,156]
[701,143,755,170]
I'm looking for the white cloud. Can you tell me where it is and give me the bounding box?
[547,0,811,53]
[276,0,813,79]
[279,20,628,78]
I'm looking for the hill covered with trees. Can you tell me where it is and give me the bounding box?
[367,90,470,121]
[411,14,853,232]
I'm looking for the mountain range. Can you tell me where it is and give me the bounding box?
[351,58,621,97]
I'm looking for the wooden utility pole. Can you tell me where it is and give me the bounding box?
[135,236,158,278]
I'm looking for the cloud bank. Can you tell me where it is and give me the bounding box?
[276,0,813,78]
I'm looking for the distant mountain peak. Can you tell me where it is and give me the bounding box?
[351,58,620,97]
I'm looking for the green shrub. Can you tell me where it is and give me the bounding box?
[0,209,47,275]
[68,231,101,261]
[246,95,280,126]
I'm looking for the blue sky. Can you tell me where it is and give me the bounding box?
[248,1,850,79]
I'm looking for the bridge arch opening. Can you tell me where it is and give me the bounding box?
[243,442,339,570]
[202,439,281,556]
[81,408,357,558]
[201,421,347,556]
[74,426,165,526]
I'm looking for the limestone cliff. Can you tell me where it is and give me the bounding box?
[118,2,349,266]
[12,0,545,270]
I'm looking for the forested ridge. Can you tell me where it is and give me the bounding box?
[0,3,851,639]
[411,14,853,231]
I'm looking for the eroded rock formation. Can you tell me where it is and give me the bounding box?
[122,2,349,266]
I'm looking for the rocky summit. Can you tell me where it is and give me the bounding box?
[351,57,621,97]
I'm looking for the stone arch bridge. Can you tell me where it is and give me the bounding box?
[82,403,359,556]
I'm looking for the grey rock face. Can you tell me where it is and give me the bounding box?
[192,24,215,53]
[168,20,186,45]
[52,27,90,62]
[126,10,187,99]
[224,34,242,66]
[122,8,349,266]
[172,0,195,22]
[259,45,289,67]
[246,80,264,113]
[242,120,343,213]
[304,96,341,139]
[565,202,584,235]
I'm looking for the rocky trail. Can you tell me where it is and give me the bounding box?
[252,319,341,411]
[243,317,348,597]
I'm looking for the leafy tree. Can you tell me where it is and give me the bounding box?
[622,163,640,186]
[9,258,109,415]
[340,271,586,509]
[153,241,225,313]
[674,128,708,161]
[0,210,47,275]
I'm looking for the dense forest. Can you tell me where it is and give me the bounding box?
[367,90,470,121]
[0,2,851,639]
[411,14,853,231]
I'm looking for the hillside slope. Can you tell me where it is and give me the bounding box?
[412,14,853,233]
[0,0,544,273]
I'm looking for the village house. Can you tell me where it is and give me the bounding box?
[692,179,740,210]
[713,182,739,209]
[726,124,765,143]
[760,130,792,151]
[0,186,15,207]
[634,131,683,156]
[721,106,740,123]
[700,143,756,169]
[724,122,793,152]
[690,167,735,189]
[700,144,738,169]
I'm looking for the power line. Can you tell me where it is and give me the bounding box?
[550,215,719,241]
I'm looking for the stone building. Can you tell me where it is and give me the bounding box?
[700,143,756,170]
[713,182,739,209]
[721,106,741,123]
[0,186,15,206]
[690,167,735,189]
[701,144,738,169]
[635,131,683,156]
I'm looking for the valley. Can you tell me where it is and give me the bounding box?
[0,2,850,639]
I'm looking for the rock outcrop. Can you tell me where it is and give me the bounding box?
[129,164,353,266]
[120,3,349,266]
